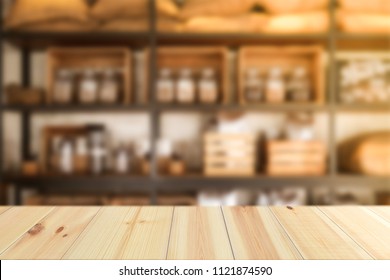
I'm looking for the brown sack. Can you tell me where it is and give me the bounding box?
[263,11,329,34]
[339,0,390,14]
[5,0,90,29]
[337,10,390,34]
[183,13,268,33]
[339,132,390,176]
[91,0,148,21]
[181,0,259,19]
[92,0,179,21]
[261,0,328,14]
[14,20,97,32]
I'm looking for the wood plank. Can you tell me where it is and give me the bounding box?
[0,207,11,216]
[222,207,302,260]
[271,206,372,260]
[320,206,390,260]
[0,207,100,260]
[167,207,233,260]
[0,207,54,254]
[64,207,173,260]
[368,207,390,223]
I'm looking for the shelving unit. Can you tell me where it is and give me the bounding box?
[0,0,389,205]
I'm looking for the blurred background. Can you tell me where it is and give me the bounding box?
[0,0,389,206]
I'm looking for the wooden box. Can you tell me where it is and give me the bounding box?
[266,141,326,176]
[145,47,229,104]
[204,133,256,177]
[47,47,132,104]
[238,45,324,105]
[40,125,89,173]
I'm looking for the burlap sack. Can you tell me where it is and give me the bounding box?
[183,13,268,33]
[180,0,259,19]
[337,10,390,34]
[339,132,390,176]
[339,0,390,13]
[261,0,328,14]
[263,11,329,33]
[92,0,179,21]
[5,0,90,29]
[11,20,97,32]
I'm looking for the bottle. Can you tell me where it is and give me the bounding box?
[53,69,74,104]
[74,137,89,174]
[245,68,263,103]
[157,68,175,103]
[288,67,312,102]
[265,67,286,103]
[99,69,120,104]
[176,68,195,104]
[199,68,218,104]
[79,69,98,104]
[59,138,74,174]
[114,144,130,174]
[88,125,107,175]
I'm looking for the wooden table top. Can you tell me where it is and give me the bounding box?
[0,206,389,260]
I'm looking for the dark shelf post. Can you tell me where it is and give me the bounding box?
[0,0,4,192]
[20,47,31,161]
[149,0,158,205]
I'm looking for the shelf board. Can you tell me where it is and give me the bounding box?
[157,32,329,46]
[1,30,150,48]
[1,104,151,113]
[335,103,390,112]
[3,174,151,192]
[156,103,329,112]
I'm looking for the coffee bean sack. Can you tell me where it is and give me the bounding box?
[5,0,90,29]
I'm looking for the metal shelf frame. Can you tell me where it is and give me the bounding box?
[0,0,389,205]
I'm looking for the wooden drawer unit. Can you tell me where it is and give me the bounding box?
[266,140,327,176]
[204,133,256,177]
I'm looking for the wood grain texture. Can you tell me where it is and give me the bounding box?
[0,207,54,255]
[0,207,10,216]
[64,207,173,260]
[223,207,302,260]
[320,206,390,259]
[167,207,233,260]
[271,206,372,260]
[0,207,99,260]
[369,207,390,223]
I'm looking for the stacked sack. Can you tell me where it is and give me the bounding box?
[337,0,390,34]
[5,0,181,32]
[181,0,329,33]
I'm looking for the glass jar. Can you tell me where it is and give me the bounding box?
[79,69,99,104]
[88,125,107,175]
[244,68,263,103]
[265,67,286,103]
[288,67,312,102]
[99,69,120,104]
[157,68,175,103]
[53,69,74,104]
[176,68,195,104]
[199,68,218,104]
[285,113,314,141]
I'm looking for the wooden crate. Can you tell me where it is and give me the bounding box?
[238,45,324,105]
[266,141,327,176]
[40,125,89,173]
[47,47,132,104]
[204,133,256,177]
[145,46,229,104]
